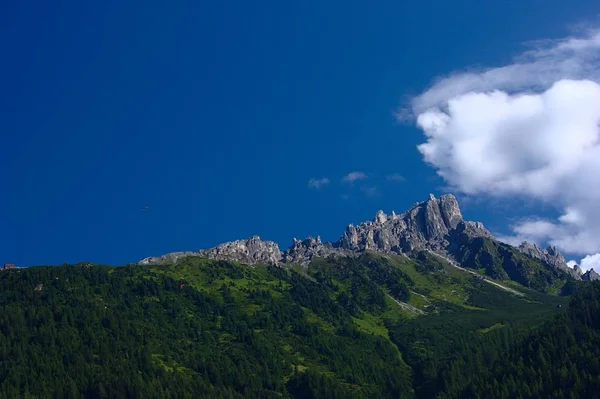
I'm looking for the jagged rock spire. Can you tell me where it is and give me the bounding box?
[336,192,488,254]
[137,193,516,270]
[374,210,388,224]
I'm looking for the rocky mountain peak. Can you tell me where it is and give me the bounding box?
[139,251,199,265]
[517,241,578,278]
[544,245,568,266]
[439,194,463,229]
[374,210,388,224]
[282,236,349,266]
[454,220,493,238]
[138,193,576,284]
[518,241,540,254]
[582,269,600,281]
[336,192,490,255]
[137,236,285,266]
[199,236,282,265]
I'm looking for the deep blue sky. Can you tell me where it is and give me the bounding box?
[2,0,598,266]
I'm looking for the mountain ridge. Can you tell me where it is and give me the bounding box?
[140,194,487,265]
[139,193,580,285]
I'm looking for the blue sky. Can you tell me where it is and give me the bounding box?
[2,0,599,266]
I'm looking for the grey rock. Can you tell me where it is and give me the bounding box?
[199,236,282,265]
[517,242,580,279]
[374,210,388,224]
[336,193,491,255]
[140,236,282,266]
[460,221,493,238]
[139,251,200,265]
[582,269,600,281]
[439,194,463,229]
[136,193,580,286]
[138,193,482,266]
[573,264,583,276]
[281,236,352,266]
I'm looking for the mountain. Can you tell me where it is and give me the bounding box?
[337,194,489,254]
[516,241,578,278]
[0,252,577,398]
[582,269,600,281]
[458,282,600,398]
[3,251,599,398]
[1,191,598,398]
[140,193,579,291]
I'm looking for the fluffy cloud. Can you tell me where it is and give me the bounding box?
[342,171,368,184]
[307,177,330,189]
[580,254,600,273]
[411,29,600,115]
[416,80,600,199]
[408,28,600,270]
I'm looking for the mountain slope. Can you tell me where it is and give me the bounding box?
[447,230,568,292]
[0,253,573,398]
[3,193,594,397]
[458,281,600,398]
[139,193,578,293]
[0,260,414,398]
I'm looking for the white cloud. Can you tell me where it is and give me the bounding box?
[580,253,600,273]
[308,177,330,189]
[342,171,368,184]
[416,80,600,200]
[410,29,600,115]
[408,28,600,260]
[386,173,405,182]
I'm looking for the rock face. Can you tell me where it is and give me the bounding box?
[136,193,580,287]
[582,269,600,281]
[198,236,282,265]
[281,236,352,266]
[336,194,491,254]
[138,193,494,266]
[140,236,281,266]
[139,251,200,265]
[573,264,583,276]
[517,242,580,279]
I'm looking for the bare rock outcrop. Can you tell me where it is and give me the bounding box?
[517,242,580,279]
[336,193,491,255]
[281,236,352,266]
[139,251,200,265]
[136,193,582,287]
[198,236,282,265]
[582,269,600,281]
[140,236,281,266]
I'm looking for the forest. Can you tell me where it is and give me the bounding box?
[0,255,598,398]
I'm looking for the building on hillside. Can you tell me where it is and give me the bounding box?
[3,263,15,270]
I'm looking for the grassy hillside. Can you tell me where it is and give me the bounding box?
[449,235,570,292]
[0,254,581,398]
